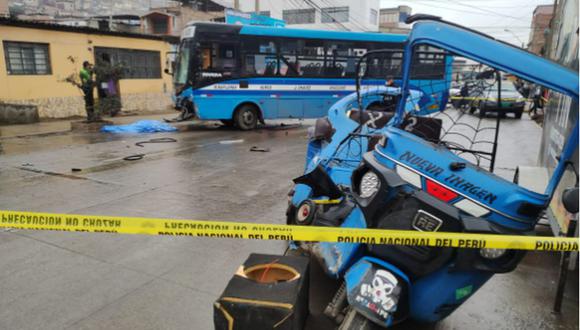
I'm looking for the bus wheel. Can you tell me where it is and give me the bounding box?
[235,105,258,130]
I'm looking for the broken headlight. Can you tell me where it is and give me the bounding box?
[359,171,380,199]
[479,248,506,260]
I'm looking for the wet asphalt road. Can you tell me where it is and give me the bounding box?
[0,112,577,329]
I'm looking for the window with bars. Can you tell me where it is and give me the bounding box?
[282,8,315,24]
[321,7,349,23]
[94,47,161,79]
[3,41,51,75]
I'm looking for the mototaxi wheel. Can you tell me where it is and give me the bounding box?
[478,103,486,118]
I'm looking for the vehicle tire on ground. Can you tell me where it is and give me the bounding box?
[220,119,235,127]
[451,99,460,109]
[339,308,377,330]
[234,104,259,130]
[477,102,486,118]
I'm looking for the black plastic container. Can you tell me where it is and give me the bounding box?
[214,253,310,330]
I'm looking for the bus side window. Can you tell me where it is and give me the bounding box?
[410,45,446,80]
[349,45,369,77]
[279,39,301,77]
[324,41,354,77]
[300,39,325,77]
[360,42,403,80]
[242,38,277,77]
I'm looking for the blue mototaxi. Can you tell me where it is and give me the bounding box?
[286,16,579,328]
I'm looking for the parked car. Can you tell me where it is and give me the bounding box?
[473,80,527,118]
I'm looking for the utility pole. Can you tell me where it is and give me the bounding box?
[108,0,113,30]
[234,0,239,10]
[255,0,259,13]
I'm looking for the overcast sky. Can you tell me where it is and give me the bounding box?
[380,0,555,46]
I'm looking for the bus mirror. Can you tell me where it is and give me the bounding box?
[165,51,177,76]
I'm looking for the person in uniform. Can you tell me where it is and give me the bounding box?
[80,61,96,121]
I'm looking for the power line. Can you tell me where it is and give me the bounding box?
[403,0,534,23]
[284,0,348,31]
[302,0,351,31]
[404,0,516,18]
[318,0,370,31]
[446,0,532,22]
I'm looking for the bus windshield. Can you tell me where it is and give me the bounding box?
[174,39,193,86]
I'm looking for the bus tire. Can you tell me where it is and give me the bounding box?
[234,104,259,130]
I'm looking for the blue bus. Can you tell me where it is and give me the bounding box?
[171,22,451,129]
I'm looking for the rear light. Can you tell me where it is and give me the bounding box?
[425,179,458,203]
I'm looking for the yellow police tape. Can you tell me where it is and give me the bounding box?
[449,96,531,102]
[0,210,577,252]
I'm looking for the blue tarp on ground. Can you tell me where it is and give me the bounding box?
[101,120,177,133]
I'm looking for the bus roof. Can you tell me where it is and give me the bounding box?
[187,22,407,44]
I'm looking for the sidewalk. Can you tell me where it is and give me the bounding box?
[0,111,176,139]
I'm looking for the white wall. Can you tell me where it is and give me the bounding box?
[238,0,380,32]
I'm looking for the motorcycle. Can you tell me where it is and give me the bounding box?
[287,15,579,328]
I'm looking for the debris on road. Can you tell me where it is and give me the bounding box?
[101,120,177,133]
[249,146,270,152]
[123,154,145,161]
[267,123,302,131]
[135,137,177,147]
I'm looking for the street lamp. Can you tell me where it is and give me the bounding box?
[504,28,525,48]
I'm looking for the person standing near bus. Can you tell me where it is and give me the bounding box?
[80,61,96,121]
[530,84,543,118]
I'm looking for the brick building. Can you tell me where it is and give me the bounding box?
[527,4,554,55]
[0,0,8,17]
